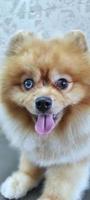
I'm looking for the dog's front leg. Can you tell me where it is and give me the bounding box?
[0,152,45,199]
[38,161,89,200]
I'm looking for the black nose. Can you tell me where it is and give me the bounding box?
[35,96,52,113]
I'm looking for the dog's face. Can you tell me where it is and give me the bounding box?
[1,31,90,136]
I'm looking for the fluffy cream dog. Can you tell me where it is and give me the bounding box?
[0,30,90,200]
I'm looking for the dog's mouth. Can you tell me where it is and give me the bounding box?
[32,112,63,136]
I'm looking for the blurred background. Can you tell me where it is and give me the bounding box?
[0,0,90,199]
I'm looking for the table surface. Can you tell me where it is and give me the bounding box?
[0,134,90,200]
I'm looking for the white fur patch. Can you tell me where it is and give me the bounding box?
[0,171,36,199]
[0,104,90,167]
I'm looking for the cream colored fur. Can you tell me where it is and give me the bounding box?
[0,30,90,200]
[0,101,90,200]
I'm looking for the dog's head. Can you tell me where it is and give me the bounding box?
[1,31,90,136]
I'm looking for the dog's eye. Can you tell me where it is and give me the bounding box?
[23,79,34,90]
[55,78,69,90]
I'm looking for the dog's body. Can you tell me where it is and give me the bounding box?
[0,31,90,200]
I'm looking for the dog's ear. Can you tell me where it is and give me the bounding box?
[6,31,34,56]
[64,30,88,52]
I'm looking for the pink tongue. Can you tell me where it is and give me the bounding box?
[35,115,55,135]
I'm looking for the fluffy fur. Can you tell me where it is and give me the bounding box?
[0,30,90,200]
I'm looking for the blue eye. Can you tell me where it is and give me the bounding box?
[56,78,69,90]
[23,79,34,90]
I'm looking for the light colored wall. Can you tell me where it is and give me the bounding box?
[0,0,90,63]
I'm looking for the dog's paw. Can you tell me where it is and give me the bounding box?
[0,171,36,199]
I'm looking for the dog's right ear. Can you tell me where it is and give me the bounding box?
[6,31,34,56]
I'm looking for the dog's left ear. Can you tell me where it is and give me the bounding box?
[64,30,88,52]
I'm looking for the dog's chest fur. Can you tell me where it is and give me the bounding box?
[0,105,90,167]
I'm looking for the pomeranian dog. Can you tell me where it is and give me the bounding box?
[0,30,90,200]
